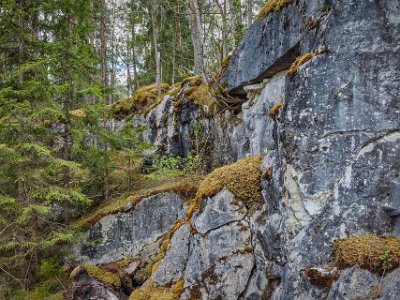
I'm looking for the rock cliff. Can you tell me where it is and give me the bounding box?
[70,0,400,299]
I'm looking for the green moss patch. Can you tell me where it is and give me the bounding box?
[72,263,121,288]
[334,235,400,273]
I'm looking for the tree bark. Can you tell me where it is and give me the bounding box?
[17,0,25,204]
[187,0,207,83]
[227,0,235,50]
[100,0,110,201]
[148,1,161,97]
[247,0,253,28]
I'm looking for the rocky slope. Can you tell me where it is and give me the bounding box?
[68,0,400,299]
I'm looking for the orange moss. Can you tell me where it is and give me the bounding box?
[268,101,284,119]
[288,49,328,76]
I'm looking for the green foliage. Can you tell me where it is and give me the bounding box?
[146,153,203,181]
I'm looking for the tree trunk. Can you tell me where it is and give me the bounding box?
[247,0,253,28]
[227,0,235,50]
[100,0,109,201]
[148,1,161,97]
[17,0,25,204]
[187,0,207,83]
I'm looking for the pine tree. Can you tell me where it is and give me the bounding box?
[0,0,93,294]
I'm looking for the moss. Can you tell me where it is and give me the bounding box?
[77,176,202,230]
[334,235,400,273]
[117,258,134,269]
[129,278,184,300]
[82,263,121,288]
[172,75,218,114]
[113,83,170,119]
[288,49,329,76]
[171,279,185,295]
[184,85,215,109]
[69,265,81,279]
[256,0,294,22]
[268,101,284,119]
[287,52,316,76]
[188,156,263,218]
[238,246,254,254]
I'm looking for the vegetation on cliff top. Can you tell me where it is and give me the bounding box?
[112,74,227,120]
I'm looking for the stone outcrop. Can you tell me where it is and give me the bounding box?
[70,0,400,299]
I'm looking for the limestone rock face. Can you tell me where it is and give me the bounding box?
[76,192,184,265]
[73,0,400,299]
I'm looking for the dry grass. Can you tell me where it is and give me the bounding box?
[334,235,400,273]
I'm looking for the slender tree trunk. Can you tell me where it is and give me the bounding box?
[148,1,161,97]
[110,0,117,104]
[62,81,72,225]
[100,0,109,201]
[126,38,132,97]
[227,0,235,50]
[172,27,176,85]
[128,5,140,91]
[17,0,25,204]
[247,0,253,28]
[213,0,227,59]
[187,0,207,83]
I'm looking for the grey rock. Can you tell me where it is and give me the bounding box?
[193,188,246,234]
[153,224,191,286]
[76,192,183,264]
[328,268,380,300]
[75,0,400,299]
[380,268,400,300]
[183,220,254,300]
